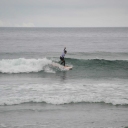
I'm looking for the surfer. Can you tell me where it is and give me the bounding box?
[60,47,67,66]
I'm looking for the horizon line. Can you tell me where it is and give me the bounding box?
[0,26,128,28]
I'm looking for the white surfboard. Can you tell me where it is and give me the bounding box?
[52,62,72,70]
[64,66,72,70]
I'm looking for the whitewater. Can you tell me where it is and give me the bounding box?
[0,58,54,73]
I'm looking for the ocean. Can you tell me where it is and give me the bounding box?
[0,27,128,128]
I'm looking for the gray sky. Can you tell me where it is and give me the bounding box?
[0,0,128,27]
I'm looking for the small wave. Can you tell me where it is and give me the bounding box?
[0,95,128,106]
[1,99,128,106]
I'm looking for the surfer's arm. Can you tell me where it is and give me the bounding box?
[64,47,66,51]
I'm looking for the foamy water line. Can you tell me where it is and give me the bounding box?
[0,82,128,106]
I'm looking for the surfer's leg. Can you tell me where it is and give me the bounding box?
[60,56,63,64]
[62,57,65,66]
[63,60,65,66]
[61,60,65,66]
[61,61,64,65]
[60,57,65,66]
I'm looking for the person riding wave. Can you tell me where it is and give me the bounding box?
[60,47,67,66]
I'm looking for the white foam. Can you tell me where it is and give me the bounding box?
[0,82,128,106]
[0,58,54,73]
[0,94,128,106]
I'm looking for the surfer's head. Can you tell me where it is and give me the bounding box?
[65,50,67,54]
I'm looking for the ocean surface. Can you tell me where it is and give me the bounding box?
[0,27,128,127]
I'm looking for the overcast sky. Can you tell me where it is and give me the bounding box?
[0,0,128,27]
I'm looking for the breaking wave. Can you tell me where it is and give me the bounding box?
[0,58,55,73]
